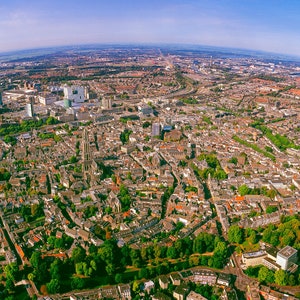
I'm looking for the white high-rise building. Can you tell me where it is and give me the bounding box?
[276,246,298,270]
[63,85,85,103]
[26,101,34,117]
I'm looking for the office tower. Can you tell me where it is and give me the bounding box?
[63,85,85,103]
[152,123,161,136]
[26,97,34,117]
[276,246,298,270]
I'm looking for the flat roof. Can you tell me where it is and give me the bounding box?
[243,250,265,258]
[278,246,297,258]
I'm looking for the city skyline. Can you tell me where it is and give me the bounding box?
[0,0,300,56]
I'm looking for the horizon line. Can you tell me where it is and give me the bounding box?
[0,42,300,62]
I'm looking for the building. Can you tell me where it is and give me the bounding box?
[26,97,34,117]
[158,275,169,289]
[152,123,161,136]
[262,257,280,271]
[276,246,298,271]
[217,273,231,287]
[38,94,57,105]
[143,280,155,292]
[173,284,189,300]
[170,272,182,286]
[102,97,112,109]
[118,284,131,299]
[139,105,153,115]
[242,250,267,268]
[186,291,208,300]
[192,269,217,285]
[64,85,85,103]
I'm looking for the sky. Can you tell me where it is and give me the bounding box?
[0,0,299,56]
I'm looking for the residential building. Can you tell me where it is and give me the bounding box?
[118,284,131,300]
[170,272,182,286]
[186,291,208,300]
[217,273,231,287]
[158,275,169,289]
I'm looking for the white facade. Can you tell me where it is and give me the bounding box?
[26,102,34,117]
[63,85,85,103]
[276,246,298,270]
[38,94,57,105]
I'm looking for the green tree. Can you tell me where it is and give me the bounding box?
[138,268,149,279]
[50,259,62,280]
[166,247,177,259]
[228,225,244,244]
[275,269,288,286]
[5,263,19,282]
[238,184,250,196]
[5,278,14,291]
[71,277,85,290]
[266,206,278,214]
[288,274,296,286]
[258,266,274,283]
[72,246,86,264]
[46,279,60,294]
[115,273,124,283]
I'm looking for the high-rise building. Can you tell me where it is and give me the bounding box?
[152,123,161,136]
[102,97,112,109]
[276,246,298,270]
[63,85,85,103]
[26,97,34,117]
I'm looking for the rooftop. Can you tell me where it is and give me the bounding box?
[277,245,297,259]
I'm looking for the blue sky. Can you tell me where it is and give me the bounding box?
[0,0,299,55]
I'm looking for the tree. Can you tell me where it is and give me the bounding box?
[274,269,288,286]
[4,263,19,282]
[248,230,258,244]
[288,274,296,286]
[28,273,35,281]
[30,251,42,269]
[138,268,149,279]
[258,266,274,283]
[166,246,177,259]
[238,184,250,196]
[132,280,140,293]
[46,116,59,125]
[105,263,116,276]
[115,273,124,283]
[72,246,86,264]
[71,277,85,290]
[228,225,244,244]
[266,206,278,214]
[5,278,14,291]
[46,279,60,294]
[50,259,62,280]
